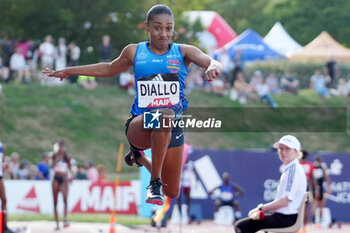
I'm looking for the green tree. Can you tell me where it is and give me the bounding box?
[204,0,350,47]
[265,0,350,46]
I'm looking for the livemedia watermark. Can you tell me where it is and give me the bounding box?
[142,107,347,132]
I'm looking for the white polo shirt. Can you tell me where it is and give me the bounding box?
[275,158,307,215]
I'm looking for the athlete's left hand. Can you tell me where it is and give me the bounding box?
[204,60,223,82]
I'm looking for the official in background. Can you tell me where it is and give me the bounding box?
[235,135,307,233]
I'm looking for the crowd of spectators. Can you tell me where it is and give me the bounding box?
[1,143,108,183]
[0,33,84,85]
[1,31,350,105]
[185,52,350,108]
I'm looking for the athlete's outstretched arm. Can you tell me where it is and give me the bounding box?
[42,44,137,80]
[181,44,223,81]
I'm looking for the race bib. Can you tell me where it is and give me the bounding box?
[55,161,68,173]
[220,192,234,201]
[137,73,180,108]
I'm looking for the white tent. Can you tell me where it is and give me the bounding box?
[263,22,302,57]
[184,11,237,50]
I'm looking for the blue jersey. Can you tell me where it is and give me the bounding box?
[131,42,189,118]
[220,182,235,194]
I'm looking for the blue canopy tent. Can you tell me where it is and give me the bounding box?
[217,29,284,62]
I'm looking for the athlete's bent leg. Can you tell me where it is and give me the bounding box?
[126,108,175,205]
[161,145,184,198]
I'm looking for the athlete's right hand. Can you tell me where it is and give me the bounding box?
[42,68,70,81]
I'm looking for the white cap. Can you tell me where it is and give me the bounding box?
[273,135,301,152]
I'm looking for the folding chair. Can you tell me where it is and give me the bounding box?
[260,192,309,233]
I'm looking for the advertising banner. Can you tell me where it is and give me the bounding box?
[5,180,140,215]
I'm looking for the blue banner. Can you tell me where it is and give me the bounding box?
[176,149,350,221]
[139,149,350,222]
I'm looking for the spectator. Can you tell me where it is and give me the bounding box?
[2,156,12,180]
[36,152,50,180]
[98,35,114,62]
[281,70,299,94]
[331,78,349,97]
[255,79,278,108]
[217,48,233,85]
[16,37,31,59]
[69,158,78,178]
[265,73,281,94]
[86,160,99,183]
[211,172,245,220]
[27,41,39,79]
[1,32,16,73]
[67,41,80,83]
[249,70,263,94]
[299,150,314,233]
[235,135,307,233]
[77,75,98,91]
[28,163,38,180]
[119,69,135,95]
[233,71,251,104]
[8,152,20,179]
[231,48,244,86]
[324,56,337,88]
[39,35,55,85]
[310,70,329,98]
[0,56,10,81]
[10,47,30,83]
[39,35,55,69]
[311,155,331,227]
[17,159,30,179]
[55,37,68,71]
[97,164,107,182]
[75,164,87,180]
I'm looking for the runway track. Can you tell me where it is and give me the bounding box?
[8,221,348,233]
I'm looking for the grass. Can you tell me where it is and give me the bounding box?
[8,214,149,225]
[0,83,349,175]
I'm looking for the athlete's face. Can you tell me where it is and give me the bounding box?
[147,13,174,50]
[277,144,298,165]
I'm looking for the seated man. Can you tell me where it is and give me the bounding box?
[310,70,329,98]
[281,71,299,94]
[233,71,252,104]
[211,172,245,220]
[265,72,281,94]
[255,79,278,108]
[235,135,307,233]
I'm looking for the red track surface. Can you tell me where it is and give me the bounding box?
[8,221,348,233]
